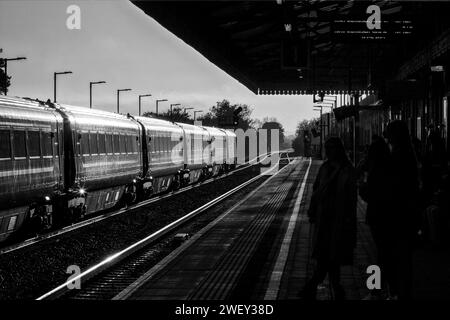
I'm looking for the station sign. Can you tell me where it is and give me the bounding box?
[331,5,413,42]
[332,18,413,42]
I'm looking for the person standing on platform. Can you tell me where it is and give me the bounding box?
[300,137,357,300]
[384,120,420,300]
[360,135,391,300]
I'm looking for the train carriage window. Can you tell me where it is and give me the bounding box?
[106,134,113,154]
[131,136,136,153]
[134,136,139,153]
[41,131,53,157]
[0,130,11,158]
[120,134,126,154]
[127,136,135,153]
[160,132,163,153]
[89,132,98,155]
[13,131,27,158]
[165,133,169,152]
[113,134,120,154]
[190,134,194,163]
[81,132,90,155]
[98,133,106,154]
[57,130,63,157]
[154,132,160,153]
[28,131,41,157]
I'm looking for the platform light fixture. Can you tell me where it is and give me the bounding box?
[117,88,132,113]
[138,93,152,116]
[89,81,106,108]
[54,71,72,102]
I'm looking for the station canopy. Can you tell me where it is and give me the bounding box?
[133,1,450,95]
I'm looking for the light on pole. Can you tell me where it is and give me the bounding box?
[138,93,152,116]
[117,88,132,114]
[89,81,106,108]
[313,104,333,159]
[183,107,194,114]
[54,71,72,103]
[194,110,203,121]
[156,99,168,115]
[0,56,26,95]
[170,103,181,122]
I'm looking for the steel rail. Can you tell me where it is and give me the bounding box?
[36,154,288,300]
[0,153,274,256]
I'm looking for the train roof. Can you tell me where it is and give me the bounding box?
[201,126,227,137]
[135,116,183,133]
[57,103,140,130]
[222,129,236,138]
[175,122,209,135]
[0,96,64,125]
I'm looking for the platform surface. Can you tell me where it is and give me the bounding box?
[121,159,450,300]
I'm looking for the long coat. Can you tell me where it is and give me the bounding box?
[307,160,357,265]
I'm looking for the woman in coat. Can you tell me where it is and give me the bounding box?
[300,137,357,300]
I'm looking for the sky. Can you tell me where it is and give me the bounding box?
[0,0,317,135]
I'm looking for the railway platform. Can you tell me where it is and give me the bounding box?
[113,158,450,300]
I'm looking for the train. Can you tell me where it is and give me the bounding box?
[0,96,237,243]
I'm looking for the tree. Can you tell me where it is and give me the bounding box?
[200,99,254,130]
[292,118,319,155]
[142,106,193,124]
[0,59,11,95]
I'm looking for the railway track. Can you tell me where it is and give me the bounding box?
[0,153,273,256]
[37,153,294,300]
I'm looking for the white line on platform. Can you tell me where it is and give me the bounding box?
[264,157,312,300]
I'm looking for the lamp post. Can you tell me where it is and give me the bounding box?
[54,71,72,102]
[138,93,152,116]
[117,88,132,114]
[183,107,194,114]
[0,56,26,95]
[314,104,333,159]
[156,99,168,115]
[89,81,106,108]
[313,107,323,159]
[194,110,203,121]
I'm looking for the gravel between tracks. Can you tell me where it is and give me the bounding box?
[0,166,262,299]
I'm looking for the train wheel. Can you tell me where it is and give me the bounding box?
[171,175,181,191]
[27,204,53,233]
[124,185,137,205]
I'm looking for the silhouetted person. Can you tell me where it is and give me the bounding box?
[384,120,420,300]
[362,135,391,299]
[300,137,357,300]
[423,126,447,204]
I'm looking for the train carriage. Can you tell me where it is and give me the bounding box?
[0,96,241,244]
[176,122,211,184]
[224,129,237,170]
[59,104,142,216]
[202,126,227,176]
[0,96,64,241]
[135,116,184,195]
